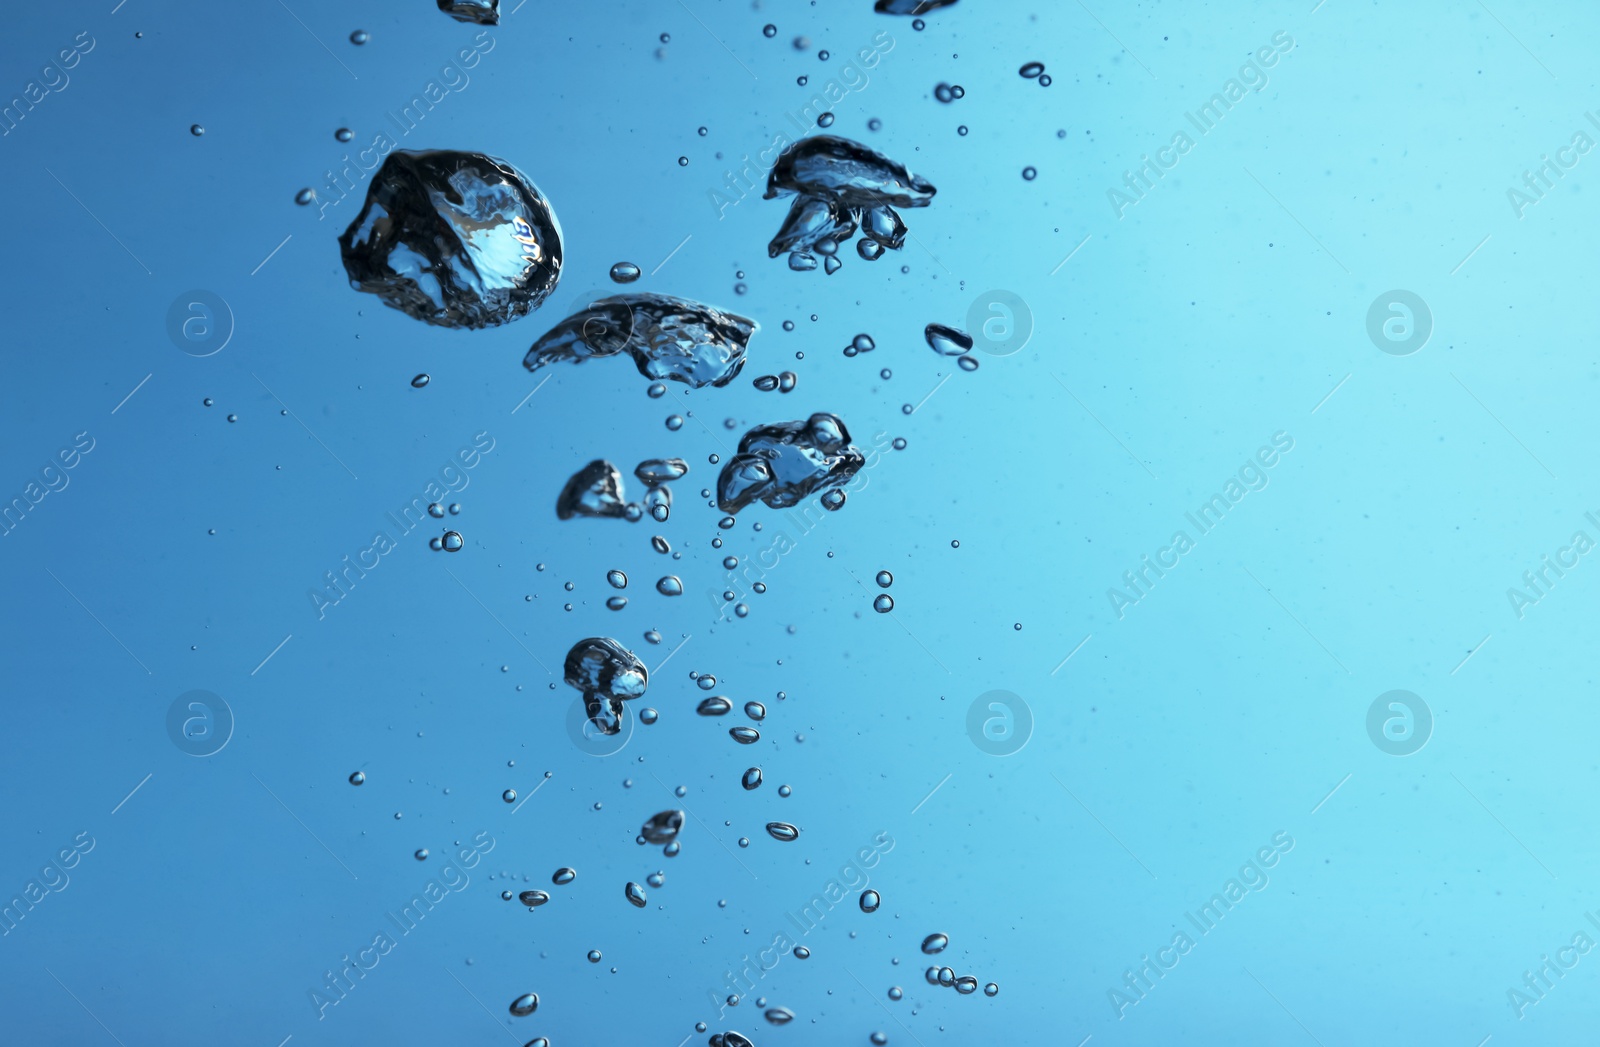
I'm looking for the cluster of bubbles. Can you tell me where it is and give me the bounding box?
[873,569,895,613]
[917,933,999,998]
[1018,60,1053,86]
[421,501,464,552]
[317,4,1014,1041]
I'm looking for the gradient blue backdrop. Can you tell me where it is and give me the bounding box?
[3,1,1599,1044]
